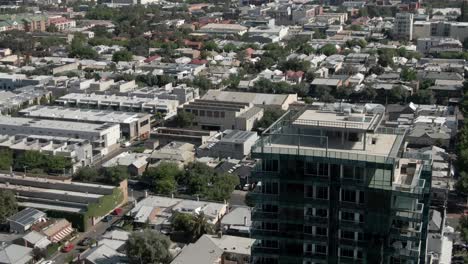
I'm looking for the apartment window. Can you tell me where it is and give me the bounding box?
[262,240,279,248]
[305,244,312,253]
[358,191,365,204]
[192,110,198,116]
[341,230,355,240]
[207,111,213,117]
[263,182,279,195]
[220,112,225,118]
[263,159,279,172]
[304,225,313,234]
[263,204,278,213]
[305,162,329,177]
[340,248,354,258]
[305,186,313,198]
[341,189,356,203]
[315,245,327,255]
[262,222,278,230]
[357,249,363,259]
[140,119,149,126]
[214,111,219,118]
[316,227,327,236]
[341,211,355,222]
[357,232,364,241]
[199,110,205,116]
[316,208,328,218]
[316,186,328,200]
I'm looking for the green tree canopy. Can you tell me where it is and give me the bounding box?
[174,111,195,128]
[112,50,133,62]
[0,191,17,223]
[126,230,172,264]
[319,44,338,56]
[75,166,99,182]
[0,149,13,170]
[255,108,286,130]
[101,166,129,185]
[143,162,182,195]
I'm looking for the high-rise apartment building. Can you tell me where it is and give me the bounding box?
[394,13,414,40]
[249,106,431,264]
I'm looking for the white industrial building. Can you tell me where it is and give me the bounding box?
[20,105,151,140]
[0,116,120,156]
[56,93,179,117]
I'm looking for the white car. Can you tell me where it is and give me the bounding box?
[242,184,250,191]
[42,261,55,264]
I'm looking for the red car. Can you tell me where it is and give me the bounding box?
[113,208,123,216]
[62,244,75,253]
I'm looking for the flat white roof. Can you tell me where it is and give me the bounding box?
[20,105,149,124]
[0,116,119,133]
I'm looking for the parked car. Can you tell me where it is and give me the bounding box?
[113,208,123,216]
[103,215,113,222]
[80,238,93,247]
[61,244,74,253]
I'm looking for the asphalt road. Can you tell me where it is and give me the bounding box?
[48,203,133,264]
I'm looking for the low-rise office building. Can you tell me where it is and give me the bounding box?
[0,174,128,231]
[179,99,264,131]
[0,134,93,171]
[413,21,468,41]
[201,90,297,110]
[197,130,259,159]
[0,116,120,156]
[20,105,151,140]
[56,93,179,117]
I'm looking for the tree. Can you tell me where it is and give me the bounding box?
[182,162,239,202]
[143,162,182,195]
[0,149,13,170]
[112,50,133,62]
[101,166,129,184]
[46,24,59,33]
[0,191,17,223]
[174,111,195,128]
[203,40,218,51]
[15,150,45,170]
[46,156,73,173]
[278,59,311,72]
[192,76,214,92]
[190,212,214,241]
[68,36,98,59]
[75,167,99,182]
[400,67,417,81]
[172,212,193,232]
[411,90,435,104]
[319,44,338,56]
[126,230,172,264]
[255,108,286,130]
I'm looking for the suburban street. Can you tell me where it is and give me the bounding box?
[48,203,133,263]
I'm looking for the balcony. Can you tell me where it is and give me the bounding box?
[304,215,329,224]
[252,245,280,256]
[251,229,305,240]
[303,233,329,243]
[339,220,365,230]
[390,227,421,242]
[393,203,424,222]
[251,209,279,221]
[247,192,279,203]
[338,238,368,247]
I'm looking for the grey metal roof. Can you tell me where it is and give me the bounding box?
[7,208,46,227]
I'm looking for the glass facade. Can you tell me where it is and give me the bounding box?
[249,109,431,264]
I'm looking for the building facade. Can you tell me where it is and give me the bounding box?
[248,107,431,264]
[394,13,414,40]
